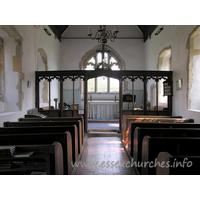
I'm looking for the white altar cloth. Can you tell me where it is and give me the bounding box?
[88,101,119,119]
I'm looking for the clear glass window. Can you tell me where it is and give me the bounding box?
[85,51,120,93]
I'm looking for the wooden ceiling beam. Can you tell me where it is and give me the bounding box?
[48,25,69,42]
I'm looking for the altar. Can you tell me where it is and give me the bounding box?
[88,101,119,119]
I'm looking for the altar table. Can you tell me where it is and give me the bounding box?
[88,101,119,119]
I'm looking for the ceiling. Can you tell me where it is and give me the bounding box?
[49,25,157,42]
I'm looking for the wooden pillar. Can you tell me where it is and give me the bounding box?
[48,77,51,116]
[84,77,88,132]
[168,77,173,116]
[119,78,123,132]
[132,79,134,113]
[60,76,63,117]
[35,72,39,109]
[156,79,158,111]
[72,77,75,117]
[143,77,147,115]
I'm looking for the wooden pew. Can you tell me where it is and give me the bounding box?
[122,116,192,147]
[19,117,85,145]
[0,125,78,165]
[128,122,200,157]
[122,115,183,144]
[0,131,73,175]
[122,115,182,140]
[134,127,200,174]
[4,120,82,154]
[142,136,200,175]
[0,142,63,175]
[156,152,200,175]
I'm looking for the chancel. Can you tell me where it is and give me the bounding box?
[1,25,200,177]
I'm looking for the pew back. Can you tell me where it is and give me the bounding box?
[0,131,73,175]
[123,116,193,147]
[142,136,200,175]
[4,120,82,153]
[0,125,78,164]
[0,142,63,175]
[156,152,200,175]
[129,122,200,157]
[122,115,183,143]
[134,127,200,174]
[19,117,85,144]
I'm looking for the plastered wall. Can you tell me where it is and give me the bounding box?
[0,25,61,126]
[145,25,200,123]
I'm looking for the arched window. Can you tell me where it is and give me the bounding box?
[188,26,200,111]
[158,47,171,107]
[84,47,122,94]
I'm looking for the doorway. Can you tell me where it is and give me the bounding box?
[87,76,120,132]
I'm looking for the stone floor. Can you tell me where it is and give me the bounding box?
[76,135,136,175]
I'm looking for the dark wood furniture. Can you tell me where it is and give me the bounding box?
[129,122,200,158]
[19,116,85,145]
[134,127,200,174]
[122,116,194,148]
[142,137,200,175]
[156,152,200,175]
[0,125,78,165]
[35,70,173,132]
[4,120,82,154]
[0,142,63,175]
[122,115,184,144]
[0,131,72,175]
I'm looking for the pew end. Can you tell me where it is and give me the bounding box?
[156,152,171,175]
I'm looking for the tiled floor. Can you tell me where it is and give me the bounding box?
[76,136,136,175]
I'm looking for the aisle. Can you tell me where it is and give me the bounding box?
[76,136,136,175]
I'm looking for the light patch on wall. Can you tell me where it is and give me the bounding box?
[16,72,24,111]
[0,37,3,74]
[37,48,49,104]
[187,26,200,111]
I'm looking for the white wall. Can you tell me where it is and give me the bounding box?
[0,25,61,126]
[145,25,200,122]
[61,38,145,71]
[61,38,145,92]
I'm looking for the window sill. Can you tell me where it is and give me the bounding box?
[188,109,200,113]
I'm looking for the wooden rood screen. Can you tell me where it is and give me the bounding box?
[35,70,173,132]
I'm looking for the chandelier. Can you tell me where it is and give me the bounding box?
[87,25,119,43]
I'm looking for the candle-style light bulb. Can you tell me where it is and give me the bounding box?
[88,27,92,35]
[114,25,119,33]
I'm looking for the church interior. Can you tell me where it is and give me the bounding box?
[0,21,199,197]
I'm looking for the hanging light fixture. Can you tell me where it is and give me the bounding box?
[87,25,119,43]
